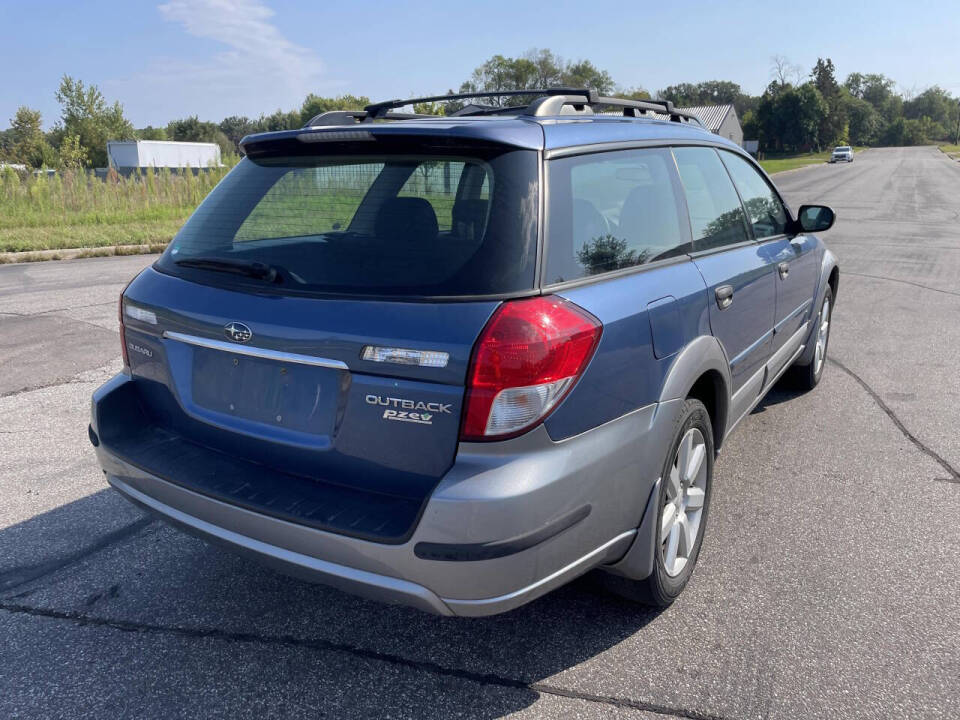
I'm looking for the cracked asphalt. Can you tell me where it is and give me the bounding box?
[1,146,958,719]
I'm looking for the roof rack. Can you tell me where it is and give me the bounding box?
[303,110,436,127]
[302,88,703,127]
[523,92,703,125]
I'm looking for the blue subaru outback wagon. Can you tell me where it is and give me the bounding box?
[90,89,838,615]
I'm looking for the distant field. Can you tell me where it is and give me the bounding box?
[0,167,227,253]
[0,163,462,255]
[759,147,865,174]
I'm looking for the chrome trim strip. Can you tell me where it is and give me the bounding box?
[163,331,349,370]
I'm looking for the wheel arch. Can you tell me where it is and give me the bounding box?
[828,264,839,300]
[658,335,731,452]
[797,248,839,367]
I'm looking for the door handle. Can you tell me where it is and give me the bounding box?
[778,262,790,280]
[715,285,734,310]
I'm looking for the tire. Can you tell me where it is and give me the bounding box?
[614,398,715,607]
[790,286,833,391]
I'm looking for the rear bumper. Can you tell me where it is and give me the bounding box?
[92,374,680,616]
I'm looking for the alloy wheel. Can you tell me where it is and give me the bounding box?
[814,297,831,376]
[660,427,708,577]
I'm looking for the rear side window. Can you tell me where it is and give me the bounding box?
[672,147,749,251]
[544,148,689,283]
[718,151,787,239]
[156,148,538,298]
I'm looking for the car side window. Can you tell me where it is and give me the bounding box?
[544,148,690,283]
[672,147,749,252]
[718,151,788,239]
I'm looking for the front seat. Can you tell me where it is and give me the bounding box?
[618,181,682,261]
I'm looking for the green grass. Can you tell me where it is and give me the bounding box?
[758,147,866,175]
[0,166,229,253]
[0,161,462,254]
[939,144,960,160]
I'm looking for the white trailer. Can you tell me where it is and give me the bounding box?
[106,140,222,170]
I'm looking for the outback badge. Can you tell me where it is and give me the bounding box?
[365,394,452,425]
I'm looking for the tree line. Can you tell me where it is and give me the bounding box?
[2,50,957,170]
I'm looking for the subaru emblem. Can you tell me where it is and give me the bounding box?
[224,322,253,343]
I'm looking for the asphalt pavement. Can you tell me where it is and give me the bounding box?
[0,146,958,719]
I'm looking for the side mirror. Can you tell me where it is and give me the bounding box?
[794,204,836,234]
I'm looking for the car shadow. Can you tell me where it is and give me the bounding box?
[750,373,806,414]
[0,488,664,719]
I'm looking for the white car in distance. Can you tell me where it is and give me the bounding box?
[830,146,854,163]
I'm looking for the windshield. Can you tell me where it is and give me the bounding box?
[834,147,851,152]
[155,147,539,298]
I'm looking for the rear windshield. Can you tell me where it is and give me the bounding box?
[155,147,539,298]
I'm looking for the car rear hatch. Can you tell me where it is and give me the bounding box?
[101,126,542,543]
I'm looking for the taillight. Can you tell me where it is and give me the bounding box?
[461,296,602,441]
[119,294,129,368]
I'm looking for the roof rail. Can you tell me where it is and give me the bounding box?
[361,88,586,120]
[523,92,702,125]
[303,110,435,127]
[302,88,705,128]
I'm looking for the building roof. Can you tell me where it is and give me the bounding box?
[106,140,223,148]
[674,105,735,132]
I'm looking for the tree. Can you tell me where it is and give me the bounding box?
[458,54,543,107]
[166,116,232,157]
[904,86,957,131]
[907,116,939,144]
[58,133,89,169]
[562,59,614,93]
[8,106,55,168]
[883,116,939,146]
[755,82,826,152]
[457,49,615,108]
[412,102,444,115]
[613,87,651,101]
[656,80,754,116]
[255,109,301,133]
[845,73,897,111]
[811,58,847,148]
[55,75,134,167]
[843,95,881,146]
[299,94,371,126]
[576,235,640,275]
[771,56,802,87]
[219,116,257,149]
[881,117,907,146]
[136,126,167,141]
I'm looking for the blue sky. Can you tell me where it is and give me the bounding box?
[2,0,959,129]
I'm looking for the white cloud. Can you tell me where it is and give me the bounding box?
[109,0,329,125]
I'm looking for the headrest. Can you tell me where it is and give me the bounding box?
[375,197,439,242]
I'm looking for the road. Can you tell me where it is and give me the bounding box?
[1,146,958,719]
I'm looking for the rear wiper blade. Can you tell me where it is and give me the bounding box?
[174,257,278,282]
